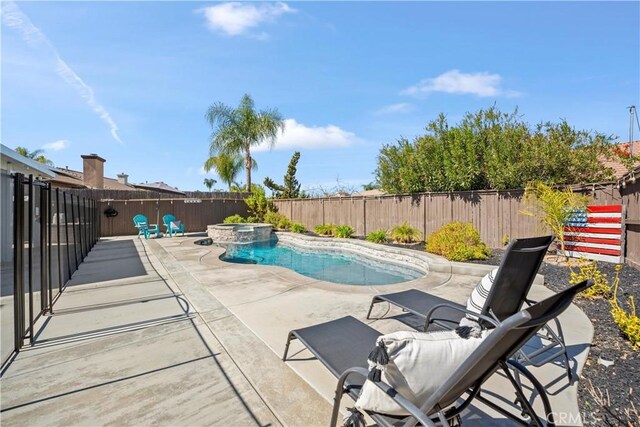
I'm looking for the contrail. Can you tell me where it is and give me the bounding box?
[2,1,124,144]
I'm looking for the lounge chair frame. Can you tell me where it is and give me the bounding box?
[283,279,591,427]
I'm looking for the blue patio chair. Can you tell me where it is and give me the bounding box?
[163,214,185,237]
[133,214,161,239]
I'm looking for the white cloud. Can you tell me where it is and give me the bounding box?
[401,69,520,98]
[2,2,123,144]
[254,119,361,152]
[375,103,414,115]
[198,2,295,37]
[42,139,70,151]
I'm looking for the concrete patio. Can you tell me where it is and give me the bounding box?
[0,234,594,426]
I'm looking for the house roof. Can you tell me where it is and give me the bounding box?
[132,181,185,195]
[0,144,56,177]
[354,189,386,197]
[50,167,137,190]
[601,141,640,179]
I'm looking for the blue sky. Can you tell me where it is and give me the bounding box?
[2,1,639,194]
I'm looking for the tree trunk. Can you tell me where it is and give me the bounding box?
[245,145,252,191]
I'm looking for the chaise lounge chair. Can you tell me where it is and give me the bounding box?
[163,214,185,237]
[133,214,161,239]
[365,235,573,382]
[282,279,592,427]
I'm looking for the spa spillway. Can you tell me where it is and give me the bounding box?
[206,223,273,243]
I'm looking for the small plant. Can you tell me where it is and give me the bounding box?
[426,222,491,261]
[244,186,275,222]
[334,224,354,238]
[264,210,293,229]
[277,217,292,230]
[290,223,306,233]
[314,224,336,236]
[366,229,388,243]
[223,214,246,223]
[390,221,422,244]
[502,234,510,246]
[521,180,588,259]
[610,265,640,349]
[569,259,612,299]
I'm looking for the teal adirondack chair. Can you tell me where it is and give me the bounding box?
[163,214,185,237]
[133,214,161,239]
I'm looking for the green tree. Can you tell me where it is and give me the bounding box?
[375,106,616,193]
[14,146,54,166]
[204,152,244,191]
[205,94,284,190]
[203,178,217,190]
[264,151,302,198]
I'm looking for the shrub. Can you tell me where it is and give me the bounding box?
[502,234,510,246]
[390,221,422,244]
[223,214,246,223]
[569,260,612,299]
[610,265,640,349]
[334,225,354,238]
[366,229,388,243]
[277,217,292,230]
[314,224,336,236]
[521,180,588,258]
[246,216,257,223]
[426,222,491,261]
[244,186,275,222]
[264,211,292,229]
[290,223,306,233]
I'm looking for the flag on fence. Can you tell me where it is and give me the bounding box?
[562,205,625,263]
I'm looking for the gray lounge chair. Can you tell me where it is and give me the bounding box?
[365,235,573,382]
[283,279,592,427]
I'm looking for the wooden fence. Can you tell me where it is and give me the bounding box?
[273,183,640,267]
[98,198,248,236]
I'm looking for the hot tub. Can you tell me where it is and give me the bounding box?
[206,223,273,243]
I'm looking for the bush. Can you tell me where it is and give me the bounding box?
[334,225,354,238]
[610,265,640,349]
[569,260,612,299]
[264,211,291,229]
[277,217,292,230]
[314,224,336,236]
[366,229,388,243]
[244,186,275,222]
[390,221,422,244]
[290,223,306,233]
[223,214,246,223]
[426,222,491,261]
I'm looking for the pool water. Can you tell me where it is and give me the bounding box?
[220,239,423,285]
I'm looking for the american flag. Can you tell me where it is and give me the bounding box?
[562,205,625,263]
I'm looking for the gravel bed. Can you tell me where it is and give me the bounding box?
[472,249,640,426]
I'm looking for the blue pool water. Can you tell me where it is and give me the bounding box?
[219,239,423,285]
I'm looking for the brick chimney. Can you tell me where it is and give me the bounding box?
[81,154,106,189]
[117,173,129,185]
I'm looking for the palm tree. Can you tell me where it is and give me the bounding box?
[203,152,244,191]
[14,146,54,165]
[203,178,217,191]
[205,94,284,190]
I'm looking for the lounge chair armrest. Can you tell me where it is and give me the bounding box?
[524,298,538,306]
[424,304,500,331]
[336,367,436,427]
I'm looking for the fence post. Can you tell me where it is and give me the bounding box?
[13,173,25,352]
[63,192,72,281]
[27,175,34,344]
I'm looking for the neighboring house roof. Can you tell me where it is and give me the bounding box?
[50,167,137,190]
[601,141,640,179]
[355,189,386,197]
[133,181,185,195]
[0,144,55,178]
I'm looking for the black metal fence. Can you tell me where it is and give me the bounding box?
[1,173,99,367]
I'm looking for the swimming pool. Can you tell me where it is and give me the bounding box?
[219,238,424,285]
